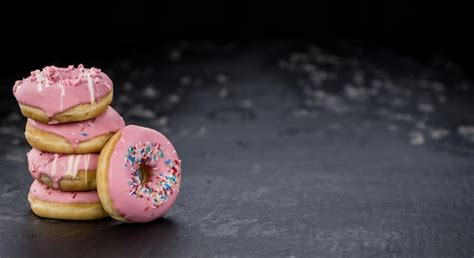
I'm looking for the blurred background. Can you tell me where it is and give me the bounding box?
[1,1,474,257]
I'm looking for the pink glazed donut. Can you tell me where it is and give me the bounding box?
[13,64,113,124]
[27,148,99,191]
[25,106,125,154]
[28,180,108,220]
[97,125,182,223]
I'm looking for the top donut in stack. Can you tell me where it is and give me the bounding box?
[13,65,125,154]
[13,64,113,124]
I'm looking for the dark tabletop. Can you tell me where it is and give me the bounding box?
[0,42,473,257]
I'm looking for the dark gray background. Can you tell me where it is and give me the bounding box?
[0,41,473,256]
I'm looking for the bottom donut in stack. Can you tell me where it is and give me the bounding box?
[28,180,107,220]
[26,149,108,220]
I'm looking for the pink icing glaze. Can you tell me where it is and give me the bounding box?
[27,106,125,147]
[13,64,113,118]
[29,180,100,203]
[27,148,99,189]
[106,125,182,222]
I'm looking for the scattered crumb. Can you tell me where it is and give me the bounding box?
[11,139,20,146]
[409,131,425,145]
[144,85,159,98]
[429,128,450,140]
[155,116,168,127]
[353,71,365,85]
[216,73,228,84]
[168,94,181,104]
[117,94,133,104]
[388,124,398,132]
[241,99,253,109]
[6,112,20,122]
[417,103,434,113]
[123,81,133,91]
[344,84,369,101]
[458,125,474,143]
[437,95,447,104]
[169,49,182,62]
[219,87,229,99]
[180,76,192,86]
[197,126,207,136]
[127,105,156,119]
[292,108,318,118]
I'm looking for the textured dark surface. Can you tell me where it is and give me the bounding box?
[0,42,474,257]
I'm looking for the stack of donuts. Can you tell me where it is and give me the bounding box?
[13,65,182,223]
[13,65,124,220]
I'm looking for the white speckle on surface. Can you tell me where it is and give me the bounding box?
[417,103,434,113]
[409,131,425,145]
[415,121,426,130]
[429,128,450,140]
[180,76,192,86]
[353,71,365,85]
[278,60,290,69]
[241,99,253,109]
[155,116,168,127]
[117,94,133,104]
[328,122,341,130]
[371,80,383,88]
[144,85,159,98]
[197,126,207,136]
[128,104,156,119]
[437,95,447,104]
[123,81,133,91]
[169,49,182,62]
[216,73,228,84]
[219,87,229,99]
[344,84,369,101]
[168,94,181,104]
[458,125,474,143]
[6,112,20,122]
[388,124,398,132]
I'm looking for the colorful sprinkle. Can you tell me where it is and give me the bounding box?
[124,142,180,208]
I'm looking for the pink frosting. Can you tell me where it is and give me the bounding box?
[27,106,125,148]
[27,148,99,189]
[29,180,100,203]
[107,125,182,222]
[13,64,113,118]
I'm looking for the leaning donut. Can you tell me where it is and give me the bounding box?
[97,125,182,223]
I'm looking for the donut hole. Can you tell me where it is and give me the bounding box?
[138,165,151,184]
